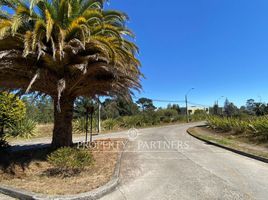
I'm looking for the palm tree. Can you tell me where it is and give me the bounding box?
[0,0,141,148]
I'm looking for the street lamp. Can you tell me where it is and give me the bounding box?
[185,88,194,123]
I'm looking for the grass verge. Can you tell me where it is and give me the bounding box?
[188,126,268,160]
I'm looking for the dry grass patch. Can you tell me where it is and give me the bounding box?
[0,138,126,195]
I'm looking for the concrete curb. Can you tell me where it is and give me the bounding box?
[187,127,268,164]
[0,141,128,200]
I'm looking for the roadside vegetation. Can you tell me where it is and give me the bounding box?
[208,98,268,142]
[2,94,207,144]
[207,115,268,141]
[188,98,268,160]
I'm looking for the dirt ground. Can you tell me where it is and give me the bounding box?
[0,138,127,195]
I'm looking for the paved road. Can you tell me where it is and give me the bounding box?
[99,123,268,200]
[0,193,17,200]
[3,123,268,199]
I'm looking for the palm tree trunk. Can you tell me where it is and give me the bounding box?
[52,95,75,148]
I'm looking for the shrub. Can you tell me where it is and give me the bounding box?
[0,92,26,131]
[102,118,118,130]
[162,109,178,118]
[250,117,268,140]
[162,116,172,123]
[143,111,161,125]
[73,118,98,134]
[73,118,86,134]
[191,113,207,121]
[206,115,268,141]
[47,147,93,177]
[8,118,37,139]
[0,92,26,144]
[230,119,248,134]
[119,115,144,128]
[206,116,232,132]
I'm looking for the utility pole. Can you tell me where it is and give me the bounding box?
[85,107,89,143]
[90,108,93,143]
[185,95,189,123]
[97,101,101,134]
[185,88,194,123]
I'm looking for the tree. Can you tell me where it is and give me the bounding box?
[74,97,96,118]
[136,98,156,112]
[100,97,139,119]
[116,97,139,116]
[253,103,266,116]
[167,104,181,114]
[224,99,238,117]
[23,95,54,123]
[212,103,219,115]
[0,0,141,148]
[101,98,120,119]
[0,92,26,137]
[246,99,255,115]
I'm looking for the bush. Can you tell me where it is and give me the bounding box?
[0,92,26,145]
[47,147,93,177]
[0,92,26,130]
[206,115,268,141]
[206,116,232,132]
[143,111,161,125]
[73,118,86,134]
[191,113,207,121]
[73,118,98,134]
[102,118,118,130]
[119,115,144,128]
[250,117,268,140]
[8,118,37,139]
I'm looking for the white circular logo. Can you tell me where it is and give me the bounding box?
[128,128,138,141]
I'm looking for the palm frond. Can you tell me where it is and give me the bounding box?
[45,9,54,41]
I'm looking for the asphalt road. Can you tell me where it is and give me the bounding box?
[99,123,268,200]
[3,123,268,200]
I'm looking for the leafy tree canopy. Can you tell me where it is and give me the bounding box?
[136,98,156,111]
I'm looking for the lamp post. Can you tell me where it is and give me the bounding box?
[185,88,194,123]
[96,97,101,134]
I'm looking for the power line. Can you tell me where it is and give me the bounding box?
[132,96,185,103]
[133,96,211,107]
[188,101,210,107]
[151,99,185,103]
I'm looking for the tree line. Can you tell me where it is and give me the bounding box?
[212,98,268,117]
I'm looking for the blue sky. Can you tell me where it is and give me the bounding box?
[108,0,268,108]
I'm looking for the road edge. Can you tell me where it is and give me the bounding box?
[0,141,128,200]
[187,126,268,164]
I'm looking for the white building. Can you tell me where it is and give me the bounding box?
[187,106,209,115]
